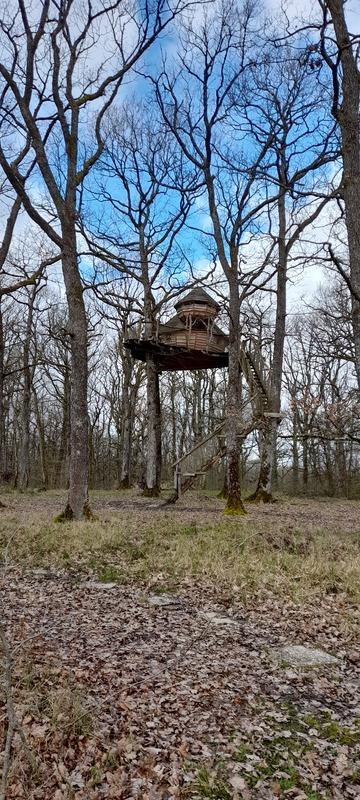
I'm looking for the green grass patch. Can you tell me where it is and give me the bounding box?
[1,491,360,601]
[186,703,360,799]
[194,766,232,799]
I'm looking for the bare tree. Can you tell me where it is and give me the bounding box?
[93,293,145,489]
[245,45,338,502]
[152,2,279,512]
[309,1,360,387]
[84,102,197,495]
[0,173,48,482]
[0,238,55,483]
[15,273,46,491]
[0,0,194,518]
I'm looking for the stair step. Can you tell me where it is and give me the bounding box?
[182,472,207,477]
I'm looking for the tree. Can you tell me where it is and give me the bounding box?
[0,231,55,483]
[15,272,47,491]
[0,169,46,482]
[244,45,338,502]
[84,102,197,495]
[153,2,279,512]
[283,301,358,497]
[0,0,194,518]
[312,1,360,387]
[91,290,145,489]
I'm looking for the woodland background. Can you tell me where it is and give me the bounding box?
[0,0,359,503]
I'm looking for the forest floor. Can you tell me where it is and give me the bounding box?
[1,489,360,799]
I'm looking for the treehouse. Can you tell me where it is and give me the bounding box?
[125,287,229,371]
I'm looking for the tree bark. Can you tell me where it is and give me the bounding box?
[59,223,89,519]
[324,0,360,389]
[144,354,161,496]
[17,286,37,491]
[249,160,287,502]
[0,300,6,482]
[55,361,70,488]
[225,279,246,514]
[119,347,132,488]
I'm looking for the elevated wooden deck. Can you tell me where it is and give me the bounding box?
[124,338,229,372]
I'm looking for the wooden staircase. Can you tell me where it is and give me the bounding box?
[164,342,271,504]
[172,421,226,499]
[168,393,258,503]
[239,344,270,413]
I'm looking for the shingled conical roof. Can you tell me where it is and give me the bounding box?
[174,287,220,310]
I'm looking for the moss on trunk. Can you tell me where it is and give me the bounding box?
[224,498,247,516]
[142,486,160,498]
[246,488,275,504]
[54,500,97,522]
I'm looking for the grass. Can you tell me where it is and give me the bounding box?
[188,703,360,799]
[303,712,360,746]
[193,766,232,799]
[28,683,94,737]
[1,489,360,601]
[2,489,360,799]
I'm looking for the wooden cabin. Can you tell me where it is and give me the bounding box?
[125,287,228,371]
[159,288,228,354]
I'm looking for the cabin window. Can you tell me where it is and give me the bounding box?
[191,318,208,330]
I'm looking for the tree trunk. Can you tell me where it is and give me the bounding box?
[248,417,274,503]
[249,162,287,503]
[303,425,309,493]
[55,362,70,488]
[33,390,48,490]
[218,469,228,499]
[144,354,161,496]
[88,424,95,490]
[120,402,131,489]
[324,440,335,496]
[58,224,90,519]
[155,367,162,487]
[335,438,346,496]
[119,346,134,488]
[225,279,246,514]
[326,0,360,389]
[196,372,204,442]
[170,373,177,465]
[0,299,6,482]
[143,272,162,497]
[17,286,37,491]
[292,404,299,494]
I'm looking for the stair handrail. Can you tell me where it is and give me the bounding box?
[172,392,260,470]
[171,421,226,469]
[239,348,269,404]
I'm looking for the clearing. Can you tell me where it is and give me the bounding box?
[1,490,360,799]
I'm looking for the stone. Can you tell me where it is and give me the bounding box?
[200,611,239,626]
[278,644,339,667]
[148,594,183,606]
[85,581,118,590]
